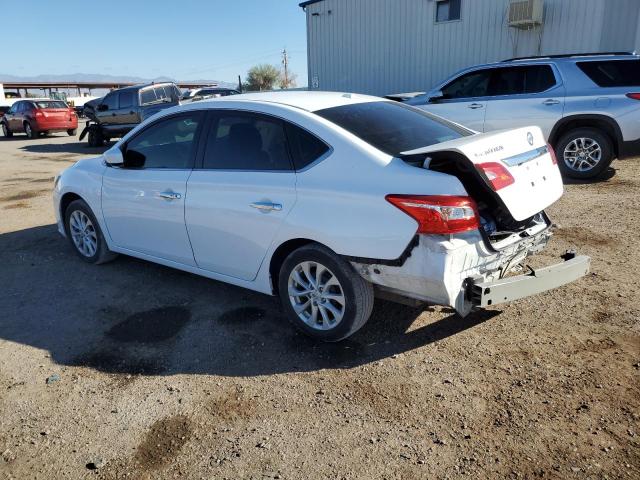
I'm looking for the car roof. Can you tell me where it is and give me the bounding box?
[481,53,639,67]
[208,90,384,112]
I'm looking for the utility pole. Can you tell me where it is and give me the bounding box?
[281,48,290,89]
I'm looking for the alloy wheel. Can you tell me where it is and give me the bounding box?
[288,260,346,330]
[69,210,98,258]
[563,137,602,172]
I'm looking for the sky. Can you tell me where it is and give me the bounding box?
[4,0,308,86]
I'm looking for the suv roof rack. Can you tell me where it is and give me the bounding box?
[501,51,637,62]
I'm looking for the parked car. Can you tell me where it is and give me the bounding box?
[181,87,240,102]
[80,82,181,147]
[399,52,640,180]
[54,92,589,341]
[1,99,77,139]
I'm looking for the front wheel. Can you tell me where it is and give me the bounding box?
[64,199,117,264]
[1,122,12,138]
[87,129,104,147]
[555,128,614,180]
[278,244,374,342]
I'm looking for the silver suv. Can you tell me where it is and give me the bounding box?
[406,52,640,179]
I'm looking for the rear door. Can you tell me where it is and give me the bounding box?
[418,69,491,131]
[185,110,297,281]
[101,111,204,265]
[483,64,565,139]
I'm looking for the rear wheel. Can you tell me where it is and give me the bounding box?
[555,128,614,180]
[24,122,36,139]
[278,243,374,342]
[64,199,117,264]
[1,122,12,138]
[67,128,77,136]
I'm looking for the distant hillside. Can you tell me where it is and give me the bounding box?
[0,73,237,88]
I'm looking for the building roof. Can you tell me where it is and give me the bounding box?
[299,0,324,8]
[212,91,382,112]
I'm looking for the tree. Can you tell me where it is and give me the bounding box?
[245,64,281,91]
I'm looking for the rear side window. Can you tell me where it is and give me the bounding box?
[577,60,640,87]
[140,89,156,105]
[124,113,202,169]
[487,65,556,96]
[315,101,467,157]
[203,112,292,171]
[285,123,330,170]
[119,91,134,109]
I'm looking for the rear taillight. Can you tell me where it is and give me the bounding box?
[476,162,515,191]
[625,93,640,100]
[547,143,558,165]
[386,195,479,234]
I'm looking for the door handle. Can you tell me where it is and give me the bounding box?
[250,201,282,212]
[158,191,182,200]
[543,99,560,106]
[468,103,484,109]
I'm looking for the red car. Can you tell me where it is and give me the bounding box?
[1,99,78,139]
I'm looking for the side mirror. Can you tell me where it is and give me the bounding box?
[97,104,108,112]
[103,147,123,166]
[429,90,444,103]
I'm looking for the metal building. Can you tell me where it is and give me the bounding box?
[300,0,640,96]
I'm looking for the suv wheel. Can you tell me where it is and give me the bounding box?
[278,243,374,342]
[1,122,12,138]
[555,128,614,179]
[64,199,117,264]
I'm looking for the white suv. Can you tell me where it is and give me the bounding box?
[405,52,640,180]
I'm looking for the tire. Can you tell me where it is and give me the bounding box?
[24,122,36,139]
[278,243,374,342]
[1,122,12,138]
[67,128,77,136]
[88,129,104,147]
[64,199,117,264]
[554,128,614,180]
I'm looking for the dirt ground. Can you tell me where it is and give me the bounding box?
[0,130,638,480]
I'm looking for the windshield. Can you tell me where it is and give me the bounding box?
[314,101,469,157]
[34,101,68,109]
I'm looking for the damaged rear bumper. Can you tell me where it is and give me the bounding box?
[467,253,590,307]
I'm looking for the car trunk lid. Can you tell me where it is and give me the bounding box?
[401,127,563,221]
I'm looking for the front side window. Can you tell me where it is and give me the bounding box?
[103,93,118,110]
[315,101,468,157]
[124,113,202,169]
[442,70,491,99]
[202,112,292,170]
[436,0,461,22]
[577,59,640,87]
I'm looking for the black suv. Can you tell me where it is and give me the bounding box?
[80,82,181,147]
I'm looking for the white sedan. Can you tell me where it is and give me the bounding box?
[53,92,590,341]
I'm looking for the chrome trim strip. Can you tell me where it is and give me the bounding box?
[502,145,549,167]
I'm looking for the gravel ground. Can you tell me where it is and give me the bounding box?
[0,131,638,480]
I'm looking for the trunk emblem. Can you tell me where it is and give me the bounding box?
[527,132,534,146]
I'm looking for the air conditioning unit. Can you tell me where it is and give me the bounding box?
[508,0,544,29]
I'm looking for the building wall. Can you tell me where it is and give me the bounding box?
[304,0,639,96]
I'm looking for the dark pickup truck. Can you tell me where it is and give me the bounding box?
[80,82,181,146]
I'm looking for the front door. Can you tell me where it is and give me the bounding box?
[418,68,492,132]
[101,111,204,265]
[186,110,297,281]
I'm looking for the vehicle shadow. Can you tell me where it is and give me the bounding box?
[19,140,112,156]
[0,224,498,378]
[563,166,616,185]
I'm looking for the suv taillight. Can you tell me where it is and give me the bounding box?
[625,93,640,100]
[386,195,479,234]
[476,162,515,191]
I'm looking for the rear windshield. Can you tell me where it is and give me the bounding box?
[315,101,469,156]
[34,101,67,109]
[577,59,640,87]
